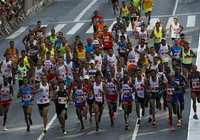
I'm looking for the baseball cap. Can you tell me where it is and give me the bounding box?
[90,60,95,64]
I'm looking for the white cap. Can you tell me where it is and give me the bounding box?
[84,75,90,80]
[89,60,95,64]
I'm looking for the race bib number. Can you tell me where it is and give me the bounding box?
[151,86,158,92]
[174,53,180,58]
[58,97,66,104]
[136,87,144,91]
[40,98,48,103]
[20,71,26,76]
[44,66,51,70]
[1,89,9,94]
[167,88,175,95]
[95,93,102,98]
[192,82,200,89]
[131,13,136,18]
[23,95,31,101]
[155,36,160,41]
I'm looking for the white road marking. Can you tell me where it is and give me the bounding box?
[48,24,66,35]
[173,0,179,15]
[186,15,196,27]
[74,0,97,22]
[147,18,159,30]
[6,26,28,39]
[86,25,94,34]
[166,17,173,29]
[42,24,48,27]
[187,32,200,140]
[108,21,116,32]
[66,23,84,35]
[37,114,57,140]
[131,110,142,140]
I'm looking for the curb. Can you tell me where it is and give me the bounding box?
[0,0,54,39]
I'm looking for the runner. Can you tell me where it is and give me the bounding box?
[97,18,105,38]
[121,74,134,130]
[117,35,127,67]
[0,76,13,131]
[55,80,72,134]
[120,1,130,27]
[169,17,184,43]
[112,17,126,41]
[171,39,182,66]
[94,46,103,71]
[56,57,68,81]
[88,60,98,82]
[111,0,119,15]
[129,1,140,24]
[189,65,200,120]
[33,59,47,83]
[90,11,102,33]
[105,73,118,127]
[127,42,137,77]
[34,75,52,133]
[17,77,34,132]
[142,0,153,25]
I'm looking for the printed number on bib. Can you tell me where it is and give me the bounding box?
[192,82,200,89]
[58,97,66,104]
[23,95,31,101]
[167,88,175,95]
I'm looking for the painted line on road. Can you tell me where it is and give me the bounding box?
[6,26,28,39]
[48,24,66,35]
[86,25,94,34]
[166,17,173,29]
[186,15,196,27]
[74,0,97,22]
[173,0,179,15]
[108,21,116,32]
[37,114,57,140]
[131,110,142,140]
[66,23,84,35]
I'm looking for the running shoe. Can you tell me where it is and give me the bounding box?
[137,119,141,125]
[193,114,199,120]
[112,115,116,119]
[119,106,123,111]
[77,119,81,124]
[177,120,181,127]
[3,126,7,131]
[43,128,47,134]
[148,116,152,122]
[96,127,100,131]
[152,121,157,125]
[27,125,30,132]
[125,124,130,130]
[170,125,175,131]
[110,120,114,127]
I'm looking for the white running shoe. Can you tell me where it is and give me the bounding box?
[119,106,123,111]
[3,126,7,131]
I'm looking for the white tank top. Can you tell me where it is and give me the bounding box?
[35,66,43,81]
[58,65,67,80]
[1,60,12,77]
[171,22,180,38]
[94,54,102,71]
[0,84,10,101]
[135,77,145,98]
[150,77,159,93]
[115,68,124,80]
[82,68,89,77]
[159,44,169,61]
[88,68,97,80]
[147,53,158,64]
[36,83,49,104]
[118,33,128,42]
[107,54,117,72]
[135,44,146,60]
[65,61,73,79]
[139,31,148,41]
[127,50,137,66]
[93,82,103,102]
[43,59,53,71]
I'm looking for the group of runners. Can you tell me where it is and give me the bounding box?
[0,0,199,136]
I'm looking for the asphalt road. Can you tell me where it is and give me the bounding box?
[0,0,200,140]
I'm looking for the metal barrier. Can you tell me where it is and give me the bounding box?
[0,0,53,37]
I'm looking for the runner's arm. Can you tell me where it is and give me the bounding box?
[9,85,14,97]
[179,24,184,33]
[190,49,197,58]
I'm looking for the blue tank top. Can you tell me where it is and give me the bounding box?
[172,46,182,61]
[74,89,85,107]
[21,85,32,107]
[85,44,94,53]
[122,83,133,101]
[174,75,185,93]
[118,41,127,54]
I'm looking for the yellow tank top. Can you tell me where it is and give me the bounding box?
[154,29,162,43]
[182,48,192,64]
[45,48,55,57]
[144,0,153,10]
[77,50,86,59]
[121,6,129,17]
[24,56,30,68]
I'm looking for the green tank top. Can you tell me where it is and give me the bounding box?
[50,35,58,43]
[182,48,192,64]
[18,65,27,80]
[133,0,141,10]
[59,44,66,55]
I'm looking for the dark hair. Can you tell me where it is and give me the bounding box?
[21,50,26,53]
[58,80,65,85]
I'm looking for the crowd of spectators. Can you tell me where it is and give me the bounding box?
[0,0,25,30]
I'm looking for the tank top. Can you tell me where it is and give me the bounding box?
[106,81,117,101]
[121,6,129,17]
[116,68,124,80]
[65,61,73,79]
[135,44,146,60]
[166,82,175,101]
[144,0,153,10]
[18,65,27,80]
[172,45,182,60]
[1,60,12,77]
[0,84,11,105]
[191,72,200,91]
[57,89,68,105]
[97,23,105,37]
[21,85,32,106]
[36,83,49,104]
[159,44,169,62]
[45,48,55,58]
[8,48,18,62]
[82,83,93,99]
[135,77,145,98]
[171,23,180,39]
[50,35,58,43]
[24,56,30,68]
[94,54,102,71]
[107,54,117,72]
[59,44,66,55]
[118,33,128,42]
[174,75,185,93]
[28,46,38,58]
[74,88,85,107]
[153,29,162,43]
[133,0,141,10]
[115,22,124,34]
[103,32,113,49]
[127,50,137,66]
[148,53,158,64]
[139,31,148,41]
[88,68,97,80]
[150,77,159,93]
[93,82,103,102]
[121,82,133,101]
[58,65,67,80]
[118,41,127,54]
[182,48,192,64]
[35,66,43,81]
[43,59,54,73]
